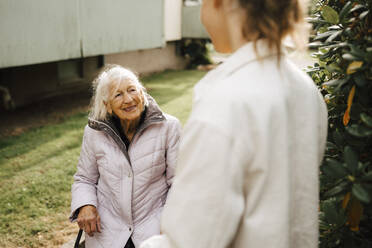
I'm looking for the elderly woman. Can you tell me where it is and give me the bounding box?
[70,65,181,248]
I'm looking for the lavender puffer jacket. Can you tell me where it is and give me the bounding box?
[70,97,181,248]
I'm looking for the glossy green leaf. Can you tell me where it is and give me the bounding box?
[326,158,348,178]
[324,185,345,198]
[322,163,337,179]
[322,200,346,226]
[348,17,357,23]
[344,27,353,37]
[344,146,359,174]
[324,42,349,50]
[343,53,359,61]
[353,73,367,87]
[350,4,365,13]
[366,52,372,63]
[326,63,342,73]
[324,181,349,198]
[323,78,348,87]
[333,130,344,146]
[315,31,336,41]
[362,171,372,181]
[306,17,328,24]
[359,10,369,19]
[352,184,371,204]
[346,124,372,137]
[318,26,328,34]
[357,161,364,171]
[339,1,353,22]
[308,41,323,49]
[322,200,339,224]
[319,52,332,60]
[350,103,363,120]
[345,137,367,148]
[350,45,365,58]
[328,25,342,30]
[360,113,372,127]
[322,6,340,24]
[326,30,342,43]
[326,141,338,151]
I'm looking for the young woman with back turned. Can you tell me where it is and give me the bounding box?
[141,0,328,247]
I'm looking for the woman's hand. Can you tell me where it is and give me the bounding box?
[77,205,101,237]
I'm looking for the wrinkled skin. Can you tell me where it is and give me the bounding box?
[77,205,101,237]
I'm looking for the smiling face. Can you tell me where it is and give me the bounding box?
[107,79,145,122]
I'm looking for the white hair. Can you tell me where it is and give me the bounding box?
[89,65,148,121]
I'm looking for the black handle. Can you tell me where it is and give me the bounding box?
[74,229,83,248]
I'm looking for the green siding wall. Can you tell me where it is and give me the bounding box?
[0,0,81,68]
[0,0,164,68]
[80,0,164,57]
[182,5,209,39]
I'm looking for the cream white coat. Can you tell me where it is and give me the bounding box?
[140,42,328,248]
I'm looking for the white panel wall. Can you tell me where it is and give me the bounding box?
[0,0,81,68]
[164,0,182,41]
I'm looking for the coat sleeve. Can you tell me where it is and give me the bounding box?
[317,91,328,165]
[70,126,99,222]
[140,119,250,248]
[164,118,181,187]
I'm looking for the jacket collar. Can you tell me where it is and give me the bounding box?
[88,94,165,154]
[193,40,280,103]
[219,40,279,74]
[89,94,165,130]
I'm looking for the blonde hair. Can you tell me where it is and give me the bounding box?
[89,64,148,121]
[238,0,309,59]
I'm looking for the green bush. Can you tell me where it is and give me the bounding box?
[180,39,212,69]
[307,0,372,247]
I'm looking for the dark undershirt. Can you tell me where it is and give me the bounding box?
[112,107,147,151]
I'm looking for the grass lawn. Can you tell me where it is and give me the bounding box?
[0,70,206,248]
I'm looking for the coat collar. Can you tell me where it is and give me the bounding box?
[193,40,280,104]
[214,40,280,77]
[88,94,165,131]
[88,94,165,155]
